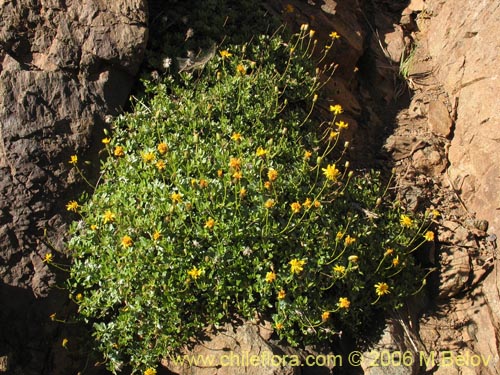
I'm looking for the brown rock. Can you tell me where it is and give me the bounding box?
[427,0,500,238]
[0,0,147,373]
[161,323,299,375]
[258,320,274,341]
[428,100,452,137]
[438,247,471,298]
[407,0,425,12]
[276,0,366,110]
[411,145,447,175]
[384,24,406,63]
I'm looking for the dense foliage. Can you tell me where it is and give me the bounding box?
[65,28,432,373]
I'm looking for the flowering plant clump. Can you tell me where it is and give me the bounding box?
[67,29,433,372]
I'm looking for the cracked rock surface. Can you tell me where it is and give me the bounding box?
[0,1,147,374]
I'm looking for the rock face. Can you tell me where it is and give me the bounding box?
[276,0,367,145]
[383,2,500,375]
[0,0,147,373]
[162,322,300,375]
[425,0,500,238]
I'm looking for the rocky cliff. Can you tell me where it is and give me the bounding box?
[0,0,147,373]
[0,0,498,374]
[425,0,499,239]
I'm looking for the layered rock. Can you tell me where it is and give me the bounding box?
[425,0,500,238]
[0,0,147,291]
[0,0,147,373]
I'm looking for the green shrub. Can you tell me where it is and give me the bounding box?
[66,28,433,373]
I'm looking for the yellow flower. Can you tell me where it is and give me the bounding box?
[217,169,223,178]
[333,265,346,275]
[338,297,350,309]
[309,29,316,38]
[43,253,53,263]
[50,313,57,321]
[285,3,295,13]
[375,282,390,296]
[264,181,272,190]
[142,152,155,163]
[239,187,247,199]
[392,256,400,267]
[103,210,115,223]
[155,160,166,170]
[336,231,343,241]
[322,164,341,181]
[153,231,162,241]
[275,322,284,330]
[256,147,267,157]
[90,224,98,231]
[66,200,79,212]
[303,198,312,209]
[199,179,208,188]
[344,235,356,246]
[157,142,168,154]
[384,248,394,257]
[205,217,215,230]
[329,104,343,115]
[76,293,83,301]
[219,50,232,59]
[236,64,246,75]
[170,192,183,205]
[264,199,275,209]
[229,157,241,170]
[330,31,340,39]
[277,289,286,300]
[289,259,306,274]
[69,155,78,165]
[304,150,312,160]
[290,201,302,214]
[231,133,242,142]
[121,235,133,248]
[265,271,276,283]
[400,214,413,228]
[188,266,202,280]
[267,168,278,182]
[101,137,111,145]
[348,255,359,263]
[329,130,339,140]
[114,146,125,157]
[144,369,157,375]
[232,170,242,180]
[431,209,440,218]
[313,200,321,208]
[335,120,349,129]
[424,231,435,242]
[62,338,69,348]
[321,311,330,322]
